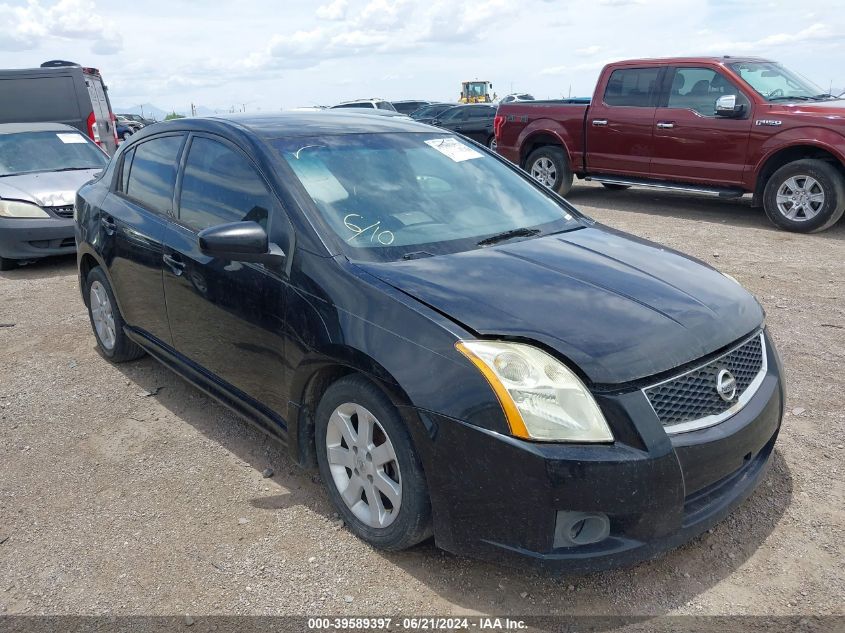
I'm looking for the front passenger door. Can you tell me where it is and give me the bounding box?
[161,134,293,419]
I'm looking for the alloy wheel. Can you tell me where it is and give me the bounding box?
[89,280,116,350]
[325,402,402,528]
[776,175,825,221]
[530,157,557,188]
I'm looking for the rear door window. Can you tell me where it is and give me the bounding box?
[177,136,275,233]
[603,68,662,107]
[124,135,185,214]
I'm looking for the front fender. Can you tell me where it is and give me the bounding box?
[751,126,845,186]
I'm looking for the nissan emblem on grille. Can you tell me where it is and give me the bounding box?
[716,369,737,402]
[643,333,767,433]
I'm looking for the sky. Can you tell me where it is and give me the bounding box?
[1,0,842,114]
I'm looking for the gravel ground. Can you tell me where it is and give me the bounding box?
[0,181,843,618]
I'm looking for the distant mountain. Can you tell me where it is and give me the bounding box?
[114,103,227,120]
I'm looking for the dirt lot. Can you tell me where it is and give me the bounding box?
[1,182,843,619]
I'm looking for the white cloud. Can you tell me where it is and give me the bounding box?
[316,0,347,21]
[0,0,122,54]
[705,22,837,53]
[575,45,601,56]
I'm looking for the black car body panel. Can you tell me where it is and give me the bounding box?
[75,113,782,571]
[357,226,764,385]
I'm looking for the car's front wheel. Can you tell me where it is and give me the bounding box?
[315,375,432,550]
[85,266,145,362]
[525,146,573,196]
[763,159,845,233]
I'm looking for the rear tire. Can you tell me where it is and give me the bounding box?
[85,266,145,362]
[763,159,845,233]
[0,257,18,271]
[601,183,631,191]
[486,135,497,151]
[525,146,573,196]
[315,375,432,551]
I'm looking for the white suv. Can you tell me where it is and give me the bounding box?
[330,99,397,111]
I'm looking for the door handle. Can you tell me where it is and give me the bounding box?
[592,119,608,127]
[162,253,186,276]
[656,122,675,129]
[100,215,117,235]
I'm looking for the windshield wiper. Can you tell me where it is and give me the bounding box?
[767,95,812,102]
[810,93,837,100]
[51,166,101,172]
[477,227,540,247]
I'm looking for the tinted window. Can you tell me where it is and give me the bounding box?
[667,67,748,115]
[332,102,375,109]
[0,130,107,177]
[468,106,495,117]
[376,101,397,111]
[178,136,274,233]
[125,135,184,214]
[119,147,135,192]
[0,76,81,123]
[441,107,469,121]
[603,68,661,107]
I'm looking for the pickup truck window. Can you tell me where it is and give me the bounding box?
[604,68,661,107]
[666,67,748,116]
[728,61,824,102]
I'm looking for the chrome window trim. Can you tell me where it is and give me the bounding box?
[643,331,768,435]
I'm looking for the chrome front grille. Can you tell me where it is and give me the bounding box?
[47,205,74,218]
[643,332,767,434]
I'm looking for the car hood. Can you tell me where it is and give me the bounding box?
[356,226,764,385]
[776,99,845,116]
[0,169,102,207]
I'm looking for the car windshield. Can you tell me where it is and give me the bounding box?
[729,61,828,101]
[274,132,582,262]
[0,130,107,177]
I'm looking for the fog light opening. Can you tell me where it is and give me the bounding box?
[554,511,611,548]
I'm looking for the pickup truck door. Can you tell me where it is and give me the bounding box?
[585,66,664,175]
[650,67,753,186]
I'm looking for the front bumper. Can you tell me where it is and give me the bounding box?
[0,217,76,260]
[418,332,784,572]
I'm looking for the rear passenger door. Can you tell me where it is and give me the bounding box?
[460,106,496,144]
[585,66,664,175]
[161,133,293,420]
[100,133,186,346]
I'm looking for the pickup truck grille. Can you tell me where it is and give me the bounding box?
[643,332,766,433]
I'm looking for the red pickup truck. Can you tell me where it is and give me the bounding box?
[495,57,845,233]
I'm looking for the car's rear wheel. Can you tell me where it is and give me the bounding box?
[315,375,432,550]
[601,183,631,191]
[763,159,845,233]
[525,146,573,196]
[486,135,497,151]
[85,266,145,362]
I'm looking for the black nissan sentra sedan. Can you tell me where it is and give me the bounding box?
[75,113,784,571]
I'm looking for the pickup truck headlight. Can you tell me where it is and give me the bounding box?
[0,200,50,219]
[456,340,613,442]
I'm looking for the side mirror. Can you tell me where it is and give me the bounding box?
[198,220,285,266]
[715,94,745,118]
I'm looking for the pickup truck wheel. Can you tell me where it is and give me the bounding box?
[526,147,573,197]
[763,160,845,233]
[601,183,630,191]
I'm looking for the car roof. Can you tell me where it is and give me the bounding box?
[201,112,439,138]
[610,56,774,67]
[0,122,78,135]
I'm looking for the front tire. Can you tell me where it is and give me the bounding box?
[763,159,845,233]
[525,146,573,196]
[85,266,145,362]
[486,135,497,151]
[315,375,432,551]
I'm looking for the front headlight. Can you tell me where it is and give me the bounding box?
[456,340,613,442]
[0,200,50,218]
